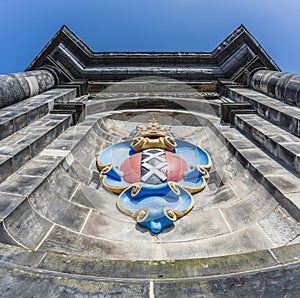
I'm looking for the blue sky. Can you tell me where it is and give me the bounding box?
[0,0,300,74]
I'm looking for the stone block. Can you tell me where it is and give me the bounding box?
[62,161,92,185]
[71,184,124,219]
[221,191,278,231]
[39,225,158,260]
[47,139,78,151]
[272,243,300,264]
[27,107,40,124]
[154,264,300,298]
[194,185,239,211]
[234,113,300,173]
[30,135,48,157]
[161,225,274,259]
[4,200,52,249]
[46,166,79,200]
[71,186,97,208]
[0,118,14,140]
[236,148,270,168]
[259,207,300,246]
[277,143,300,170]
[283,192,300,212]
[220,102,253,123]
[12,112,28,131]
[82,210,151,242]
[29,183,90,232]
[228,87,300,136]
[0,174,43,196]
[264,175,300,195]
[0,243,45,267]
[17,159,57,177]
[263,176,300,221]
[158,209,230,242]
[0,265,149,297]
[38,103,49,118]
[0,155,13,183]
[0,192,26,220]
[12,145,31,170]
[248,159,288,181]
[0,222,22,246]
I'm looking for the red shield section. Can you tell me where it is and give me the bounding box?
[120,151,188,184]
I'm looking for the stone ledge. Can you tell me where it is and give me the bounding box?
[0,114,72,183]
[234,113,300,174]
[226,87,300,137]
[0,88,77,141]
[0,242,299,280]
[219,125,300,221]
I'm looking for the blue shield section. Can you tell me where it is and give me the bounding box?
[118,183,194,233]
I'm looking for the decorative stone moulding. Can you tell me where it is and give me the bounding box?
[0,70,56,109]
[250,70,300,105]
[97,118,211,233]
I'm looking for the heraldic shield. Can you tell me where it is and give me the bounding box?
[97,118,211,234]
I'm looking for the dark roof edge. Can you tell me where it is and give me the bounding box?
[26,25,94,71]
[239,24,281,71]
[26,24,281,72]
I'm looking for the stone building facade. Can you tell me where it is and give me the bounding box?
[0,25,299,296]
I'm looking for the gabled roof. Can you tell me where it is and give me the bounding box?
[26,25,280,82]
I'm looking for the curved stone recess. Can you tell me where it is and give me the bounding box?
[2,109,299,262]
[0,107,300,297]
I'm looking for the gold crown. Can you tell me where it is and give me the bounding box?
[130,118,176,152]
[131,117,175,139]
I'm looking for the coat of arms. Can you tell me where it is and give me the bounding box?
[97,118,211,233]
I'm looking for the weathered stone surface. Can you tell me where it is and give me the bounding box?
[71,184,126,219]
[0,70,55,109]
[193,185,239,211]
[46,166,79,200]
[0,113,71,181]
[259,207,300,246]
[0,155,12,183]
[272,243,300,263]
[228,87,300,137]
[0,118,14,140]
[158,209,230,242]
[38,249,278,279]
[160,225,274,260]
[0,192,26,221]
[251,70,300,106]
[234,113,300,173]
[0,243,45,267]
[0,88,76,142]
[71,184,102,208]
[0,266,149,298]
[154,263,300,298]
[2,110,298,263]
[63,160,93,185]
[221,190,278,231]
[4,200,52,249]
[264,174,300,195]
[29,182,90,232]
[16,159,57,177]
[39,225,159,260]
[0,174,43,196]
[82,210,153,242]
